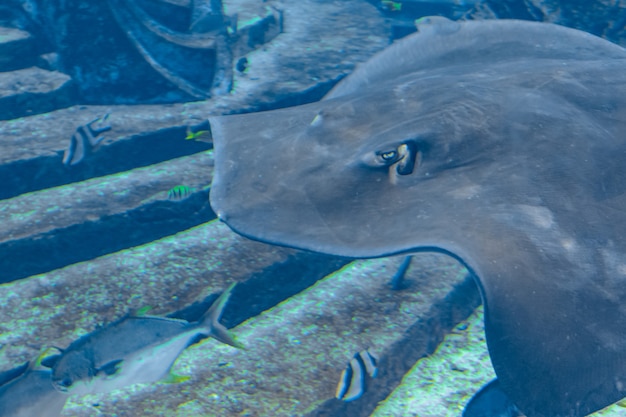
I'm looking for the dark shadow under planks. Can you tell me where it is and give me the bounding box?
[0,219,347,368]
[0,151,216,283]
[371,306,494,417]
[306,266,481,417]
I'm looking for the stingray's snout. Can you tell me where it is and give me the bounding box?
[215,209,228,223]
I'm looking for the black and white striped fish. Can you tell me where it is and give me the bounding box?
[63,114,111,166]
[335,349,378,402]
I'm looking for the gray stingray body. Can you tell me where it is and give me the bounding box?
[209,17,626,417]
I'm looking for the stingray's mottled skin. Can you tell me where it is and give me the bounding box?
[209,17,626,417]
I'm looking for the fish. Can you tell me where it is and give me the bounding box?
[50,283,242,395]
[0,353,68,417]
[167,185,195,201]
[62,113,111,166]
[185,126,212,141]
[185,120,213,143]
[207,17,626,417]
[380,1,402,12]
[335,349,378,402]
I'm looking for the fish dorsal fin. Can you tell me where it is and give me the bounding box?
[98,359,123,376]
[32,346,63,370]
[324,17,626,100]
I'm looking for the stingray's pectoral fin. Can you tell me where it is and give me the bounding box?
[98,359,124,376]
[463,379,524,417]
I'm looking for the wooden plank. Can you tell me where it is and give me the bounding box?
[0,151,215,282]
[56,254,478,416]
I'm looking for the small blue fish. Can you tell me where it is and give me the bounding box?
[335,349,378,401]
[167,185,195,201]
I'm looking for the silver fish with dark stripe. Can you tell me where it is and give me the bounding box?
[50,283,242,396]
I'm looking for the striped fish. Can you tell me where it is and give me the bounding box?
[63,113,111,166]
[335,349,378,402]
[167,185,195,201]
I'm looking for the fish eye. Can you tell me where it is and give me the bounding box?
[57,377,73,390]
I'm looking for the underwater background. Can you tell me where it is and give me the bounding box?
[1,0,625,416]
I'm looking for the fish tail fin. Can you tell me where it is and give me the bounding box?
[162,372,191,384]
[201,283,245,349]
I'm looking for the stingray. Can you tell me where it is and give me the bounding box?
[208,17,626,416]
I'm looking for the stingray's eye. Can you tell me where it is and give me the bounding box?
[375,142,418,173]
[362,141,420,177]
[377,150,400,164]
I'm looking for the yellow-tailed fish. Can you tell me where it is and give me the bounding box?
[50,283,243,396]
[185,127,211,141]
